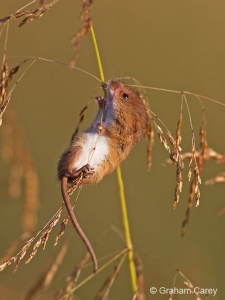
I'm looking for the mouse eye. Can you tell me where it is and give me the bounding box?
[122,93,129,99]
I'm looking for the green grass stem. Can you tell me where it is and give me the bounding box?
[90,24,137,293]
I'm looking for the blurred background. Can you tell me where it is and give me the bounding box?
[0,0,225,299]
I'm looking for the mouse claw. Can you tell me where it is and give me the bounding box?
[95,96,105,108]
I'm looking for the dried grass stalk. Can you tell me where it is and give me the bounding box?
[164,147,225,165]
[0,54,20,124]
[182,94,202,207]
[179,270,203,300]
[133,253,145,300]
[25,242,68,300]
[0,168,83,272]
[54,216,70,246]
[42,209,63,250]
[198,117,208,173]
[0,0,59,27]
[0,232,31,265]
[0,45,38,124]
[174,163,183,208]
[12,239,33,272]
[149,112,184,208]
[153,121,171,154]
[182,157,201,232]
[145,118,154,170]
[176,112,182,149]
[55,252,90,300]
[164,141,225,232]
[26,238,42,264]
[94,253,126,300]
[0,206,63,272]
[71,102,90,139]
[0,54,8,106]
[170,269,203,300]
[205,172,225,185]
[70,0,93,66]
[181,179,195,236]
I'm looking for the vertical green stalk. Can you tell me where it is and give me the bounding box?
[90,26,104,85]
[90,25,137,293]
[116,166,137,292]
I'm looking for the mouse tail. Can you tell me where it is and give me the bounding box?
[61,177,98,272]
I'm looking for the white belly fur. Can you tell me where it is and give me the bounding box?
[72,132,109,171]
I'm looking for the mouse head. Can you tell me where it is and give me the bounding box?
[105,79,148,141]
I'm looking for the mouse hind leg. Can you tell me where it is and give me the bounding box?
[66,164,95,180]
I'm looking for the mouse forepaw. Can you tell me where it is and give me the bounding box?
[97,121,106,134]
[95,96,105,108]
[66,164,94,180]
[81,164,95,178]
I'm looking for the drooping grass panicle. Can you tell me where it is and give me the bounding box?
[54,186,82,246]
[0,205,63,272]
[25,238,42,265]
[176,98,183,149]
[145,117,154,170]
[170,269,203,300]
[0,232,31,265]
[133,253,145,300]
[205,172,225,186]
[127,83,225,210]
[146,106,184,208]
[94,253,126,300]
[164,144,225,232]
[63,249,128,298]
[181,179,196,237]
[182,93,201,207]
[54,216,70,247]
[173,102,185,207]
[0,163,87,272]
[0,0,60,27]
[0,57,37,125]
[164,147,225,166]
[70,99,91,139]
[198,113,208,173]
[23,207,63,266]
[55,251,91,300]
[25,242,68,300]
[70,0,94,67]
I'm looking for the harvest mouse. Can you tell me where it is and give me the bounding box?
[58,79,148,272]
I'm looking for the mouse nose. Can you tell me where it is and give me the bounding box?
[101,82,107,89]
